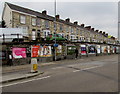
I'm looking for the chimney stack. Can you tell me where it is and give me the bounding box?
[85,26,91,30]
[65,18,70,23]
[95,30,99,32]
[74,21,78,25]
[42,10,47,15]
[103,32,105,35]
[55,15,60,19]
[81,24,84,27]
[91,28,94,31]
[99,31,102,33]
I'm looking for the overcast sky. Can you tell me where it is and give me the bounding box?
[0,1,118,38]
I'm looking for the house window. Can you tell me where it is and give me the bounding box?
[66,26,69,32]
[20,15,26,24]
[45,20,49,28]
[76,29,79,34]
[36,18,41,26]
[32,18,36,26]
[59,24,63,31]
[71,27,73,33]
[37,30,40,38]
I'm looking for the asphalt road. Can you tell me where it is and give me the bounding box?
[2,55,119,92]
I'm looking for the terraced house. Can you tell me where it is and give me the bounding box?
[2,2,117,44]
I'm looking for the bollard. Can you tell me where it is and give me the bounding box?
[31,58,38,73]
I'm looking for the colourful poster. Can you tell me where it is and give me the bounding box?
[81,45,86,55]
[96,45,101,54]
[88,45,95,54]
[12,48,26,58]
[32,45,40,57]
[39,46,52,57]
[107,46,110,53]
[56,45,62,55]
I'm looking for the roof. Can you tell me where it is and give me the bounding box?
[6,2,54,21]
[5,2,83,27]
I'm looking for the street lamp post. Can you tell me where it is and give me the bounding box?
[54,0,57,61]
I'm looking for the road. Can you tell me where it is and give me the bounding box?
[2,54,118,92]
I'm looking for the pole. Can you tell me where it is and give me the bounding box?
[54,0,57,61]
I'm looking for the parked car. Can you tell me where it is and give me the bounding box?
[46,34,67,41]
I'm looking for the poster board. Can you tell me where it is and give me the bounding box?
[12,48,26,58]
[31,45,40,57]
[39,46,52,57]
[96,45,101,54]
[81,45,87,55]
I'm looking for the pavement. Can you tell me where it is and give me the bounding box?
[1,62,56,84]
[1,54,118,84]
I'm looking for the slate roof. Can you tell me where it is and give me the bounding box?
[6,2,80,27]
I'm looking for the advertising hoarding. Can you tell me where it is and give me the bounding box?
[102,46,107,53]
[81,45,87,55]
[31,45,40,57]
[39,46,52,57]
[107,46,110,53]
[88,45,96,54]
[96,45,101,54]
[12,48,26,58]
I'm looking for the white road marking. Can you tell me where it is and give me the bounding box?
[81,65,103,71]
[73,65,103,73]
[73,70,80,72]
[1,76,51,88]
[52,67,64,69]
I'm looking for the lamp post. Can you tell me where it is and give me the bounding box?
[54,0,57,61]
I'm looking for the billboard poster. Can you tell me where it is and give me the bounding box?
[96,45,101,54]
[56,45,62,56]
[12,48,26,58]
[39,46,52,57]
[31,45,40,57]
[107,46,110,53]
[67,46,76,55]
[102,46,107,53]
[88,45,95,54]
[81,45,86,55]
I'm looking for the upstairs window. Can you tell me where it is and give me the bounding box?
[20,15,26,24]
[59,24,63,31]
[45,20,49,28]
[36,18,41,26]
[32,18,36,26]
[71,27,73,33]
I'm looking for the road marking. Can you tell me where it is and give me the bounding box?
[1,76,51,88]
[52,67,64,69]
[73,65,103,73]
[73,70,80,72]
[81,65,103,71]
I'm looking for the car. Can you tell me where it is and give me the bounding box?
[46,34,67,41]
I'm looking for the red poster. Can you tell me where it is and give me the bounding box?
[32,45,40,57]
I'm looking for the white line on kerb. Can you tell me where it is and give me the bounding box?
[1,76,51,88]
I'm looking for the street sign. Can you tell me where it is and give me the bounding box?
[53,44,58,47]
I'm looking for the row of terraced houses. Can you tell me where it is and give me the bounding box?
[2,2,118,44]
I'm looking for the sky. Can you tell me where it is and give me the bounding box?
[0,0,118,38]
